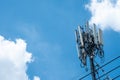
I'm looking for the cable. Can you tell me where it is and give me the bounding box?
[96,70,100,80]
[96,65,120,80]
[112,74,120,80]
[95,61,105,73]
[79,56,120,80]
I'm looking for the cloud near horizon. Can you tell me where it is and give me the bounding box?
[86,0,120,32]
[0,35,40,80]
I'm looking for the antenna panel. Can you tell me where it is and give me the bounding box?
[75,30,81,58]
[98,28,103,45]
[93,24,97,44]
[85,21,89,33]
[78,26,84,47]
[75,30,79,43]
[76,44,80,58]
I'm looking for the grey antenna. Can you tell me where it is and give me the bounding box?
[75,30,80,58]
[98,28,103,45]
[75,30,79,43]
[78,26,84,47]
[76,44,80,58]
[93,24,97,44]
[85,21,89,33]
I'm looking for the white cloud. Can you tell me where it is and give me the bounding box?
[0,35,32,80]
[86,0,120,32]
[33,76,40,80]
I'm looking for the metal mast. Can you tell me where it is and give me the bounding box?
[90,55,96,80]
[75,22,104,80]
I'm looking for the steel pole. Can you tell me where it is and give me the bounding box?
[90,56,96,80]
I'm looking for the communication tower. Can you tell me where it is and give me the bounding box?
[75,22,104,80]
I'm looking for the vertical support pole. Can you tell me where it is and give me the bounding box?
[90,56,96,80]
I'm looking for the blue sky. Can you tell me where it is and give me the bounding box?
[0,0,120,80]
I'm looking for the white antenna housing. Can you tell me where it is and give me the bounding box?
[85,21,89,33]
[75,30,81,58]
[76,44,80,58]
[98,28,103,45]
[75,30,78,42]
[78,26,84,47]
[93,24,97,44]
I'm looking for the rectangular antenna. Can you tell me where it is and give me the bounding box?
[85,21,89,33]
[98,28,103,45]
[78,26,84,47]
[75,30,81,58]
[93,24,97,44]
[76,44,80,58]
[75,30,78,43]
